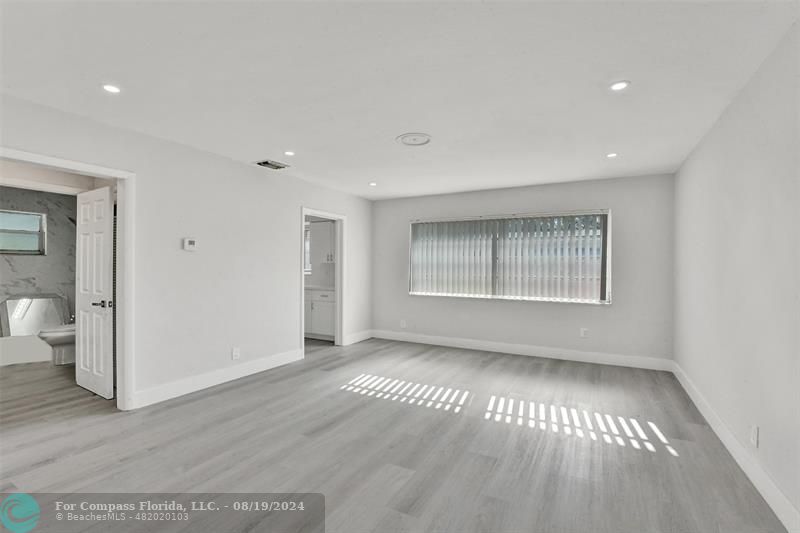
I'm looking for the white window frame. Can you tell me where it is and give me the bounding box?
[408,210,611,305]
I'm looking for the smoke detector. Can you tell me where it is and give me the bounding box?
[396,132,431,146]
[255,159,290,170]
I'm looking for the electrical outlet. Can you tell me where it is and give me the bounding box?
[580,328,589,338]
[231,347,241,361]
[400,319,407,329]
[750,425,759,448]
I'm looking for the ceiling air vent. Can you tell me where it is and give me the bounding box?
[255,159,290,170]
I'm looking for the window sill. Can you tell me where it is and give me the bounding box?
[409,291,610,305]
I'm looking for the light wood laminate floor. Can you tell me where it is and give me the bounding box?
[0,339,785,533]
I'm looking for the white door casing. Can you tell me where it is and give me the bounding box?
[75,186,114,398]
[300,207,345,348]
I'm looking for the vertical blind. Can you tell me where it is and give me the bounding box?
[409,213,609,303]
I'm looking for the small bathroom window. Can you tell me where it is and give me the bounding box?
[0,209,47,255]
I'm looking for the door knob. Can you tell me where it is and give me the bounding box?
[91,300,107,308]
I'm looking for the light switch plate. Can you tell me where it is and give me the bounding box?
[182,237,198,251]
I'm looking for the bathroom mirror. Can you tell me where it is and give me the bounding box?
[0,295,69,337]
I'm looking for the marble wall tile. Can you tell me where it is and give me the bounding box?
[0,186,76,317]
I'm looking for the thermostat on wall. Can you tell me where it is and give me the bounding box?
[182,237,198,251]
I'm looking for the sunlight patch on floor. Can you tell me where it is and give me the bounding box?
[483,395,679,456]
[339,373,471,414]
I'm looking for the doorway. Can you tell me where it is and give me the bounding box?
[0,147,135,410]
[301,207,344,351]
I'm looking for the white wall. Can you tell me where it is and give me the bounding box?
[0,95,372,405]
[675,24,799,528]
[372,174,674,366]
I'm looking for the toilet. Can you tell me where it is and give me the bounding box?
[38,324,76,365]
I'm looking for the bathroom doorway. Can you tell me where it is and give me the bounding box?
[0,148,135,409]
[300,208,344,352]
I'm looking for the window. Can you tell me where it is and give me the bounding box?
[0,209,47,255]
[304,223,312,274]
[409,212,610,304]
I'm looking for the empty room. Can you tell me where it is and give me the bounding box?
[0,2,797,533]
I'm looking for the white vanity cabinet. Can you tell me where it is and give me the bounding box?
[304,288,335,340]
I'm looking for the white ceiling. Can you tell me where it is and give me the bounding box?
[1,2,796,199]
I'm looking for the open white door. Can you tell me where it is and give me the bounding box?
[75,186,114,399]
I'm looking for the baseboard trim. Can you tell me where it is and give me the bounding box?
[129,348,303,410]
[672,363,800,532]
[305,333,334,342]
[370,329,673,371]
[342,330,373,346]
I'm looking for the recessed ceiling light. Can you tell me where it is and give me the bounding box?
[396,133,431,146]
[609,80,630,92]
[368,182,377,187]
[284,151,295,156]
[606,153,619,158]
[102,84,121,94]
